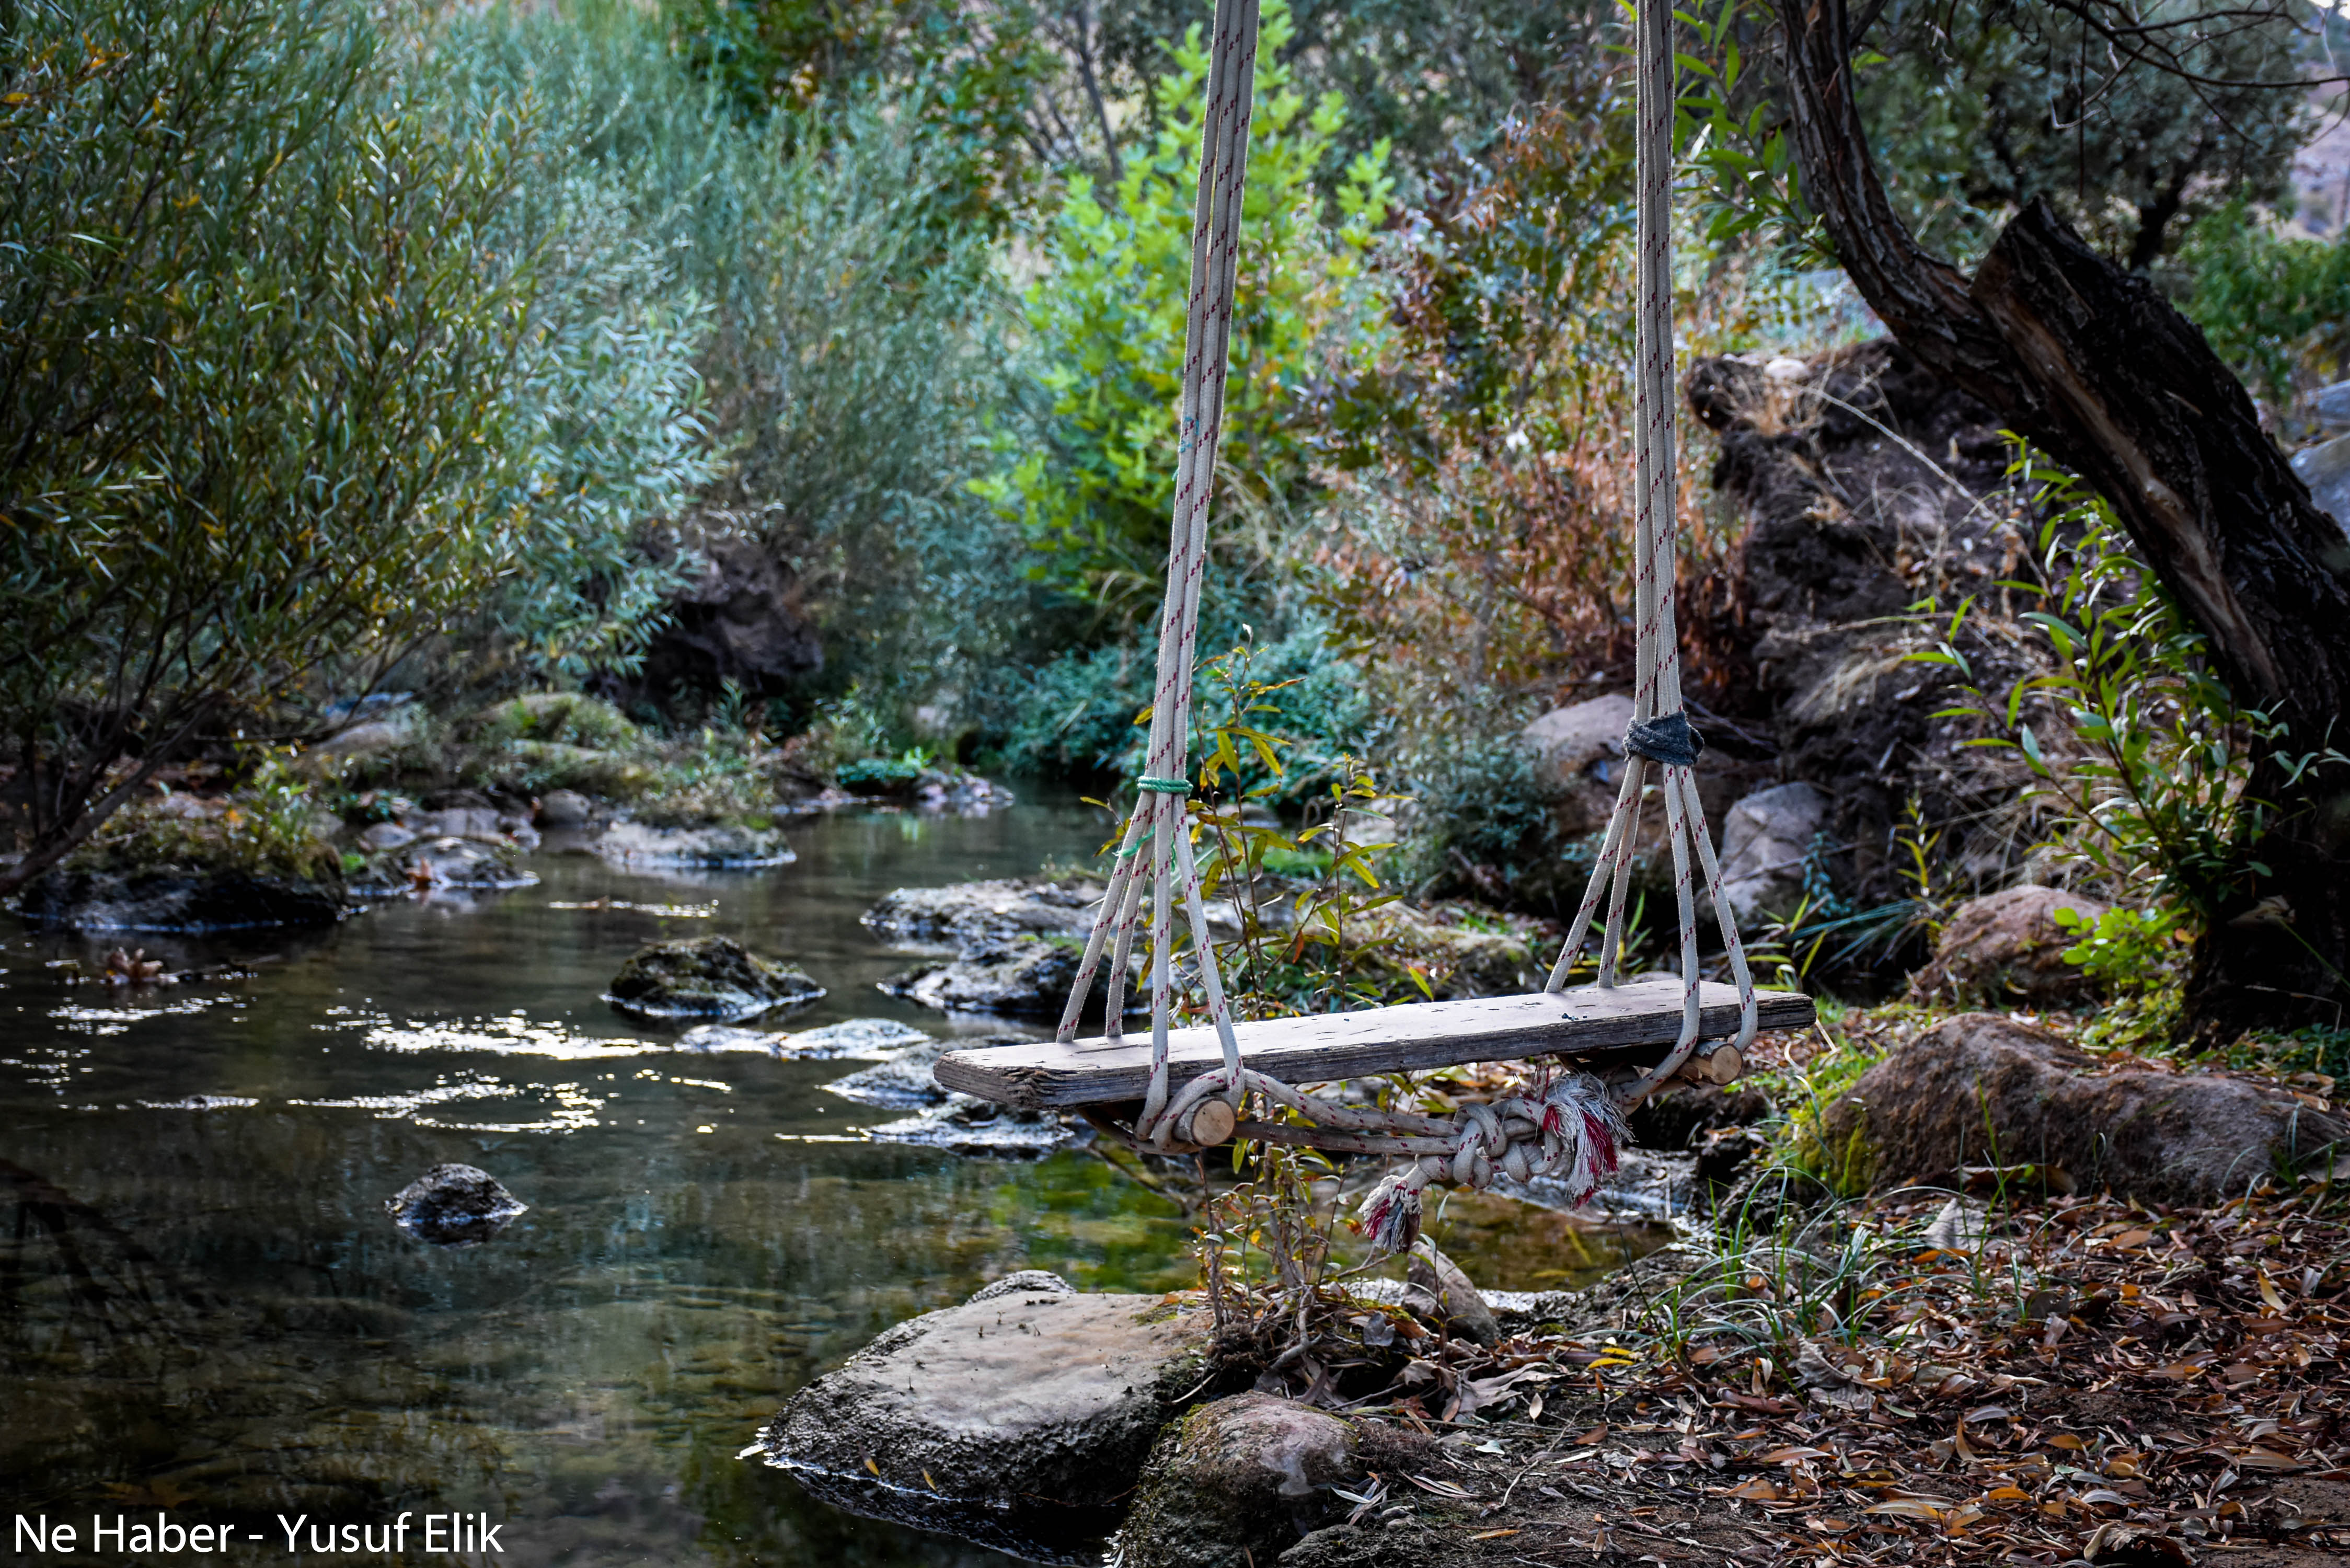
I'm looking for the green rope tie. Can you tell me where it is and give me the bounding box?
[1116,844,1144,859]
[1135,776,1193,794]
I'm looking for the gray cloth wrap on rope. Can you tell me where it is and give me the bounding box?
[1622,711,1704,768]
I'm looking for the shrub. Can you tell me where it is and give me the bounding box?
[2173,201,2350,412]
[0,0,718,887]
[977,0,1393,612]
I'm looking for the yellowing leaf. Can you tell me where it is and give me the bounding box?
[1865,1498,1946,1519]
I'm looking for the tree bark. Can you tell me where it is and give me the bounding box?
[1770,0,2350,1035]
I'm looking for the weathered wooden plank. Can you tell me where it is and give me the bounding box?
[933,980,1814,1109]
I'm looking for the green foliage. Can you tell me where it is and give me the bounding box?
[836,751,935,791]
[1914,451,2347,1045]
[0,0,545,866]
[1915,453,2313,930]
[2049,902,2190,1047]
[662,0,1055,225]
[1675,0,1817,253]
[980,0,1395,611]
[434,2,1038,722]
[1179,643,1423,1015]
[2173,202,2350,407]
[1748,802,1951,989]
[469,693,646,751]
[1398,736,1573,896]
[1776,1014,1897,1197]
[983,615,1374,786]
[77,752,337,882]
[1101,0,1612,187]
[1853,0,2310,269]
[1674,0,2311,270]
[0,0,727,877]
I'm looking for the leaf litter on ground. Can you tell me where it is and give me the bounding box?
[1248,1175,2350,1567]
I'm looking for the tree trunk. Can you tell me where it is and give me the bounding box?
[1769,0,2350,1035]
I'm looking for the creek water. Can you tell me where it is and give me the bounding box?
[1,796,1663,1566]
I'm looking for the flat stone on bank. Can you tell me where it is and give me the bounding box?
[752,1288,1211,1561]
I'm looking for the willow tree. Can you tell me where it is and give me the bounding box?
[0,0,553,896]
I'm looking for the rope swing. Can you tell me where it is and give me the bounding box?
[1037,0,1764,1256]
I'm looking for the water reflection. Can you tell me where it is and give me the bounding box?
[1,799,1663,1566]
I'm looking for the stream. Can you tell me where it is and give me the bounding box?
[1,795,1663,1566]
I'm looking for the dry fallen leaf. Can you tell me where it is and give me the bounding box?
[1865,1498,1948,1520]
[2233,1448,2307,1471]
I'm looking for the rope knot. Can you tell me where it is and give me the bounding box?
[1135,775,1194,794]
[1623,710,1704,768]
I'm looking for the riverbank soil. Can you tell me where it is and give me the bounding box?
[1284,1185,2350,1567]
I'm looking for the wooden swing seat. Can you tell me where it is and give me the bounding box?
[933,977,1814,1110]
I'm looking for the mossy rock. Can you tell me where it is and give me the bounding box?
[606,935,823,1021]
[468,692,642,750]
[485,740,655,798]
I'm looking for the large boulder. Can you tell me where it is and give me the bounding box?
[1119,1395,1377,1568]
[862,877,1104,950]
[2290,432,2350,534]
[1814,1014,2347,1204]
[1716,781,1830,920]
[535,788,594,827]
[20,868,345,933]
[752,1286,1213,1562]
[1907,884,2110,1006]
[605,935,823,1021]
[309,721,404,762]
[1518,694,1633,837]
[630,533,825,700]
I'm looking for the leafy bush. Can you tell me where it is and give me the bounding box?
[0,0,542,884]
[468,693,645,751]
[0,0,727,884]
[424,2,1039,727]
[75,753,339,882]
[836,752,934,792]
[1915,451,2347,1041]
[977,0,1394,612]
[1916,454,2306,931]
[2173,202,2350,410]
[982,619,1373,787]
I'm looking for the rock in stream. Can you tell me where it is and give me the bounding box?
[20,868,347,933]
[384,1164,527,1247]
[751,1278,1213,1562]
[605,935,823,1022]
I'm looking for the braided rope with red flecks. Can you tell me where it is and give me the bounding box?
[1047,0,1755,1257]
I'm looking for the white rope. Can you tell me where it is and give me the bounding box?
[1049,0,1758,1252]
[1540,0,1758,1104]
